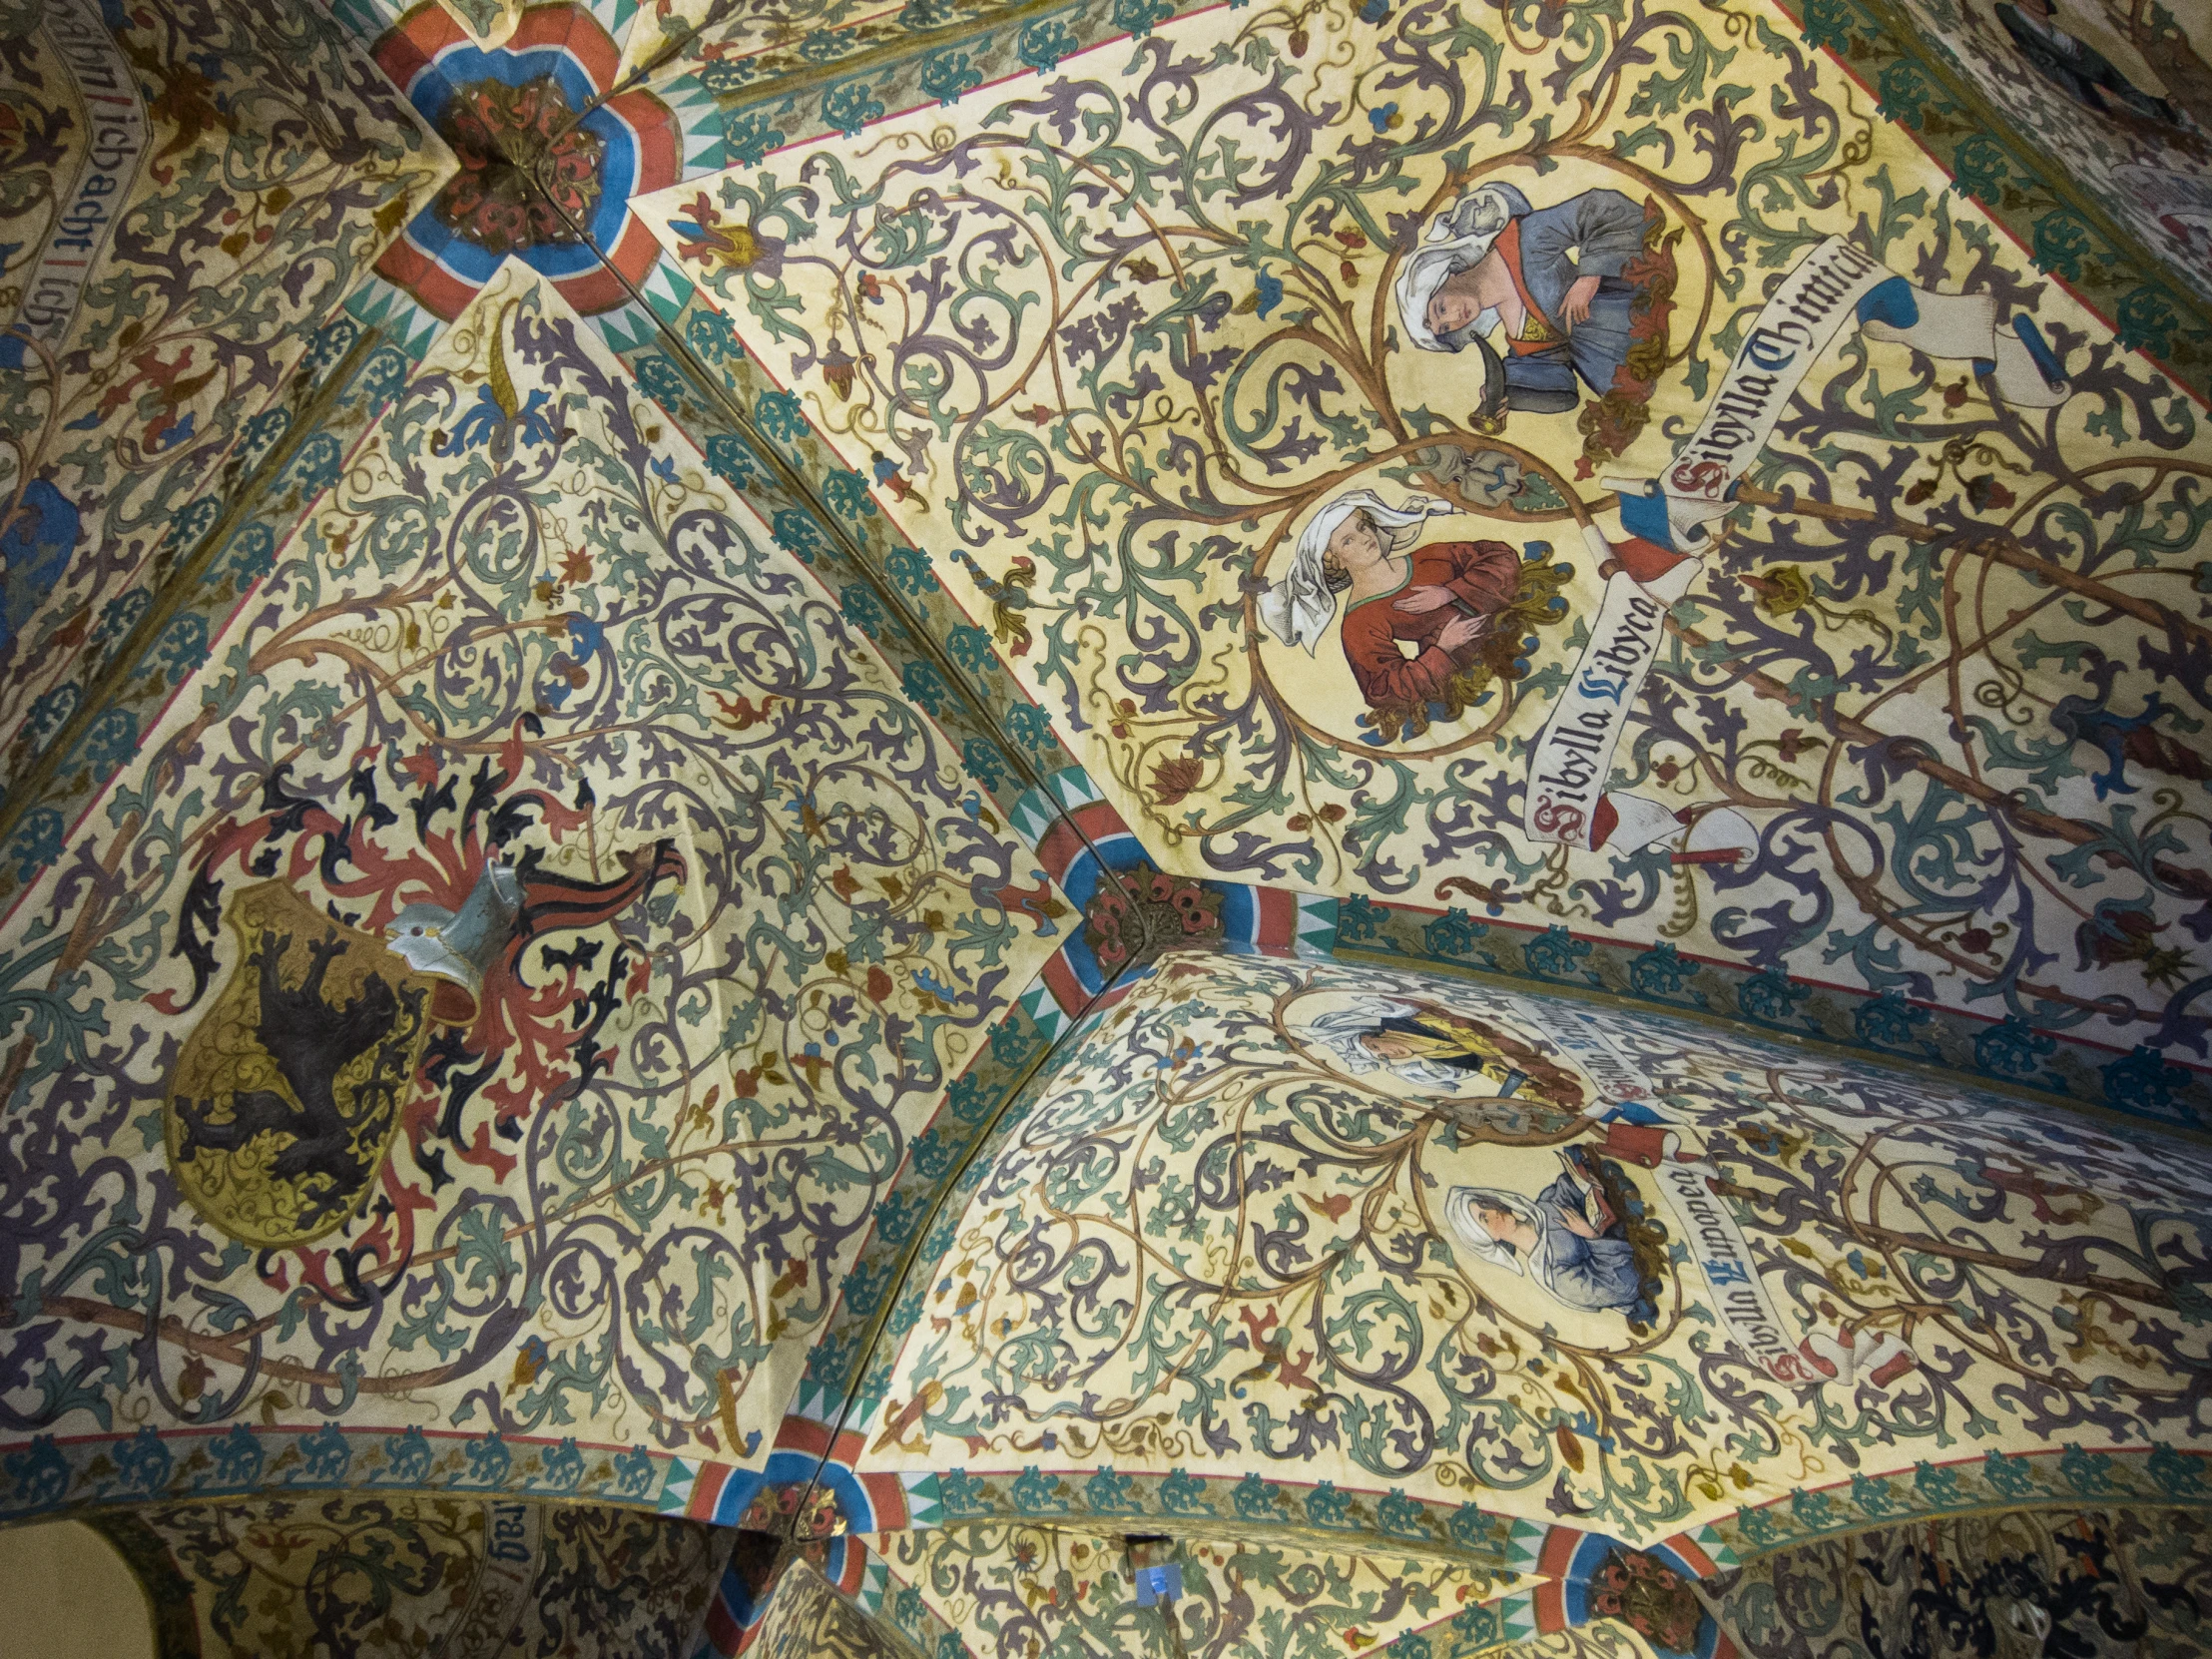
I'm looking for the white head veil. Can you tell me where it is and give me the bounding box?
[1444,1186,1547,1278]
[1296,995,1481,1090]
[1394,183,1524,352]
[1298,997,1415,1076]
[1258,491,1457,653]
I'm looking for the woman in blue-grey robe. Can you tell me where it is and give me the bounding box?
[1393,182,1668,419]
[1443,1148,1643,1316]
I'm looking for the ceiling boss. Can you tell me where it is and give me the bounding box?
[371,1,681,319]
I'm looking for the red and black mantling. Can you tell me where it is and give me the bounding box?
[160,742,683,1301]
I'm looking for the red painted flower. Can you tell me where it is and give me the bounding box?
[1151,756,1203,805]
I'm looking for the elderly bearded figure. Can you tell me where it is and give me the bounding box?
[1394,182,1678,459]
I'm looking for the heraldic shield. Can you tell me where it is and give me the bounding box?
[165,881,439,1247]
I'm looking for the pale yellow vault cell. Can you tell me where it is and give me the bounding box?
[0,1521,156,1659]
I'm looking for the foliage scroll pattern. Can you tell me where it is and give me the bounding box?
[642,0,1187,132]
[752,1556,918,1659]
[96,1491,725,1658]
[663,0,2212,1058]
[0,0,443,793]
[858,950,2212,1544]
[1715,1504,2212,1659]
[1872,0,2212,314]
[0,273,1062,1480]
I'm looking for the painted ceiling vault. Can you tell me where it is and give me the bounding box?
[6,0,2212,1653]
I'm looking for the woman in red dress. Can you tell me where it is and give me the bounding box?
[1260,490,1521,729]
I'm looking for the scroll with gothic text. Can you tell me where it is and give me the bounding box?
[16,0,146,350]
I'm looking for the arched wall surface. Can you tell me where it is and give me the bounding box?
[1714,1504,2212,1659]
[854,950,2212,1543]
[869,1521,1524,1659]
[650,0,2212,1092]
[759,948,2212,1658]
[827,1496,2212,1659]
[0,270,1065,1520]
[78,1492,727,1658]
[0,1517,158,1659]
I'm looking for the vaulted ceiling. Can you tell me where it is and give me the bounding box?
[5,0,2212,1652]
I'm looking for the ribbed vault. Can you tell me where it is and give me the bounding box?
[5,0,2212,1652]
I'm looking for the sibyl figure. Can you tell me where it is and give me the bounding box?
[1259,490,1521,737]
[1444,1147,1644,1316]
[1394,182,1672,423]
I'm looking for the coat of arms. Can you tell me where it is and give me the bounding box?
[160,757,682,1252]
[164,881,444,1247]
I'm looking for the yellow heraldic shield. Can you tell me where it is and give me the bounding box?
[164,881,440,1248]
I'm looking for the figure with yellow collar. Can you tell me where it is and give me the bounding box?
[1299,995,1587,1109]
[1394,183,1676,456]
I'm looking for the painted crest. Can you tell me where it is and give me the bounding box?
[164,881,439,1247]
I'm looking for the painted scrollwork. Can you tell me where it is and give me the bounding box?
[867,953,2212,1542]
[667,0,2212,1065]
[0,276,1060,1465]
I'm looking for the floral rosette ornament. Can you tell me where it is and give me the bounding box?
[372,2,678,318]
[431,77,605,257]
